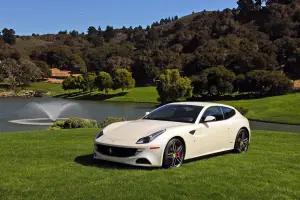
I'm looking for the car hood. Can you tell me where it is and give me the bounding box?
[101,119,187,140]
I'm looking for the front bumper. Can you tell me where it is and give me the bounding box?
[93,142,166,167]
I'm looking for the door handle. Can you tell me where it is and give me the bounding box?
[189,130,196,135]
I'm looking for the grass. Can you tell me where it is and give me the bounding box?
[104,87,159,103]
[53,86,159,103]
[24,82,65,95]
[220,93,300,124]
[0,129,299,200]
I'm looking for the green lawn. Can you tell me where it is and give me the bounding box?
[22,82,159,103]
[0,129,299,200]
[25,82,65,95]
[104,86,159,103]
[221,93,300,124]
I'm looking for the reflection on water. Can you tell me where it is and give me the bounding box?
[0,97,156,132]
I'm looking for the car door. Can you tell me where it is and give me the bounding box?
[193,106,229,156]
[220,106,239,148]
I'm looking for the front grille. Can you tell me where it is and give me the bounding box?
[96,144,138,157]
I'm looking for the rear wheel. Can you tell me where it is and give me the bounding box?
[234,129,249,153]
[162,138,185,168]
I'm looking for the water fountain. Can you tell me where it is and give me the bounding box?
[9,101,80,126]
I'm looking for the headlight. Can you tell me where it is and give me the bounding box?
[95,130,103,139]
[136,129,166,144]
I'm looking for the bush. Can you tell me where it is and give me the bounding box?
[14,87,22,94]
[51,120,65,129]
[98,117,126,129]
[236,107,248,116]
[51,117,98,129]
[64,117,98,129]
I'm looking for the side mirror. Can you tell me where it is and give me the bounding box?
[145,112,150,116]
[204,116,216,123]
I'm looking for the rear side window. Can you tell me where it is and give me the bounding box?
[201,106,224,122]
[221,106,236,120]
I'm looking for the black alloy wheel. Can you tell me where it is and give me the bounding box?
[163,138,184,168]
[234,129,249,153]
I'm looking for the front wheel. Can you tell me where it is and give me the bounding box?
[162,138,185,168]
[234,129,249,153]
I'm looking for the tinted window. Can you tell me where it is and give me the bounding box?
[201,106,224,122]
[143,104,203,123]
[221,106,236,120]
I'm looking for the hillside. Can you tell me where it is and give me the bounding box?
[1,0,300,89]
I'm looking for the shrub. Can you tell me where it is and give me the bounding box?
[236,107,248,116]
[51,120,65,129]
[14,87,22,94]
[98,117,126,129]
[64,117,98,129]
[51,117,98,129]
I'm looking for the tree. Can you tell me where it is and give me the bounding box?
[264,0,293,5]
[1,59,41,89]
[156,69,193,104]
[113,68,135,92]
[58,30,67,34]
[87,26,97,36]
[34,61,51,79]
[97,26,102,35]
[84,72,97,94]
[174,21,184,31]
[95,72,113,93]
[69,30,79,37]
[2,28,16,45]
[17,59,42,87]
[192,66,236,96]
[234,74,246,92]
[243,70,292,95]
[104,26,115,41]
[74,75,86,91]
[70,54,87,73]
[62,76,75,93]
[1,59,19,89]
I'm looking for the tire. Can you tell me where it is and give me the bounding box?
[162,138,185,168]
[234,129,249,153]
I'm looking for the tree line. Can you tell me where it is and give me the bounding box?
[0,0,299,100]
[62,68,135,94]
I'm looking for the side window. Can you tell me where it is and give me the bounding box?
[200,106,224,122]
[221,106,236,120]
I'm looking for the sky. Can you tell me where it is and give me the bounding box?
[0,0,238,36]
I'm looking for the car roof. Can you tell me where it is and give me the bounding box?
[167,101,234,108]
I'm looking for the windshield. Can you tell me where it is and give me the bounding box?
[143,104,203,123]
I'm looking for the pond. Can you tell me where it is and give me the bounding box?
[1,98,299,133]
[0,98,155,132]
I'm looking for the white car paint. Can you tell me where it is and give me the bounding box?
[94,102,251,167]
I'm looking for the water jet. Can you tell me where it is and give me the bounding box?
[8,101,80,126]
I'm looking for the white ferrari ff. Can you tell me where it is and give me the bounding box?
[93,102,251,168]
